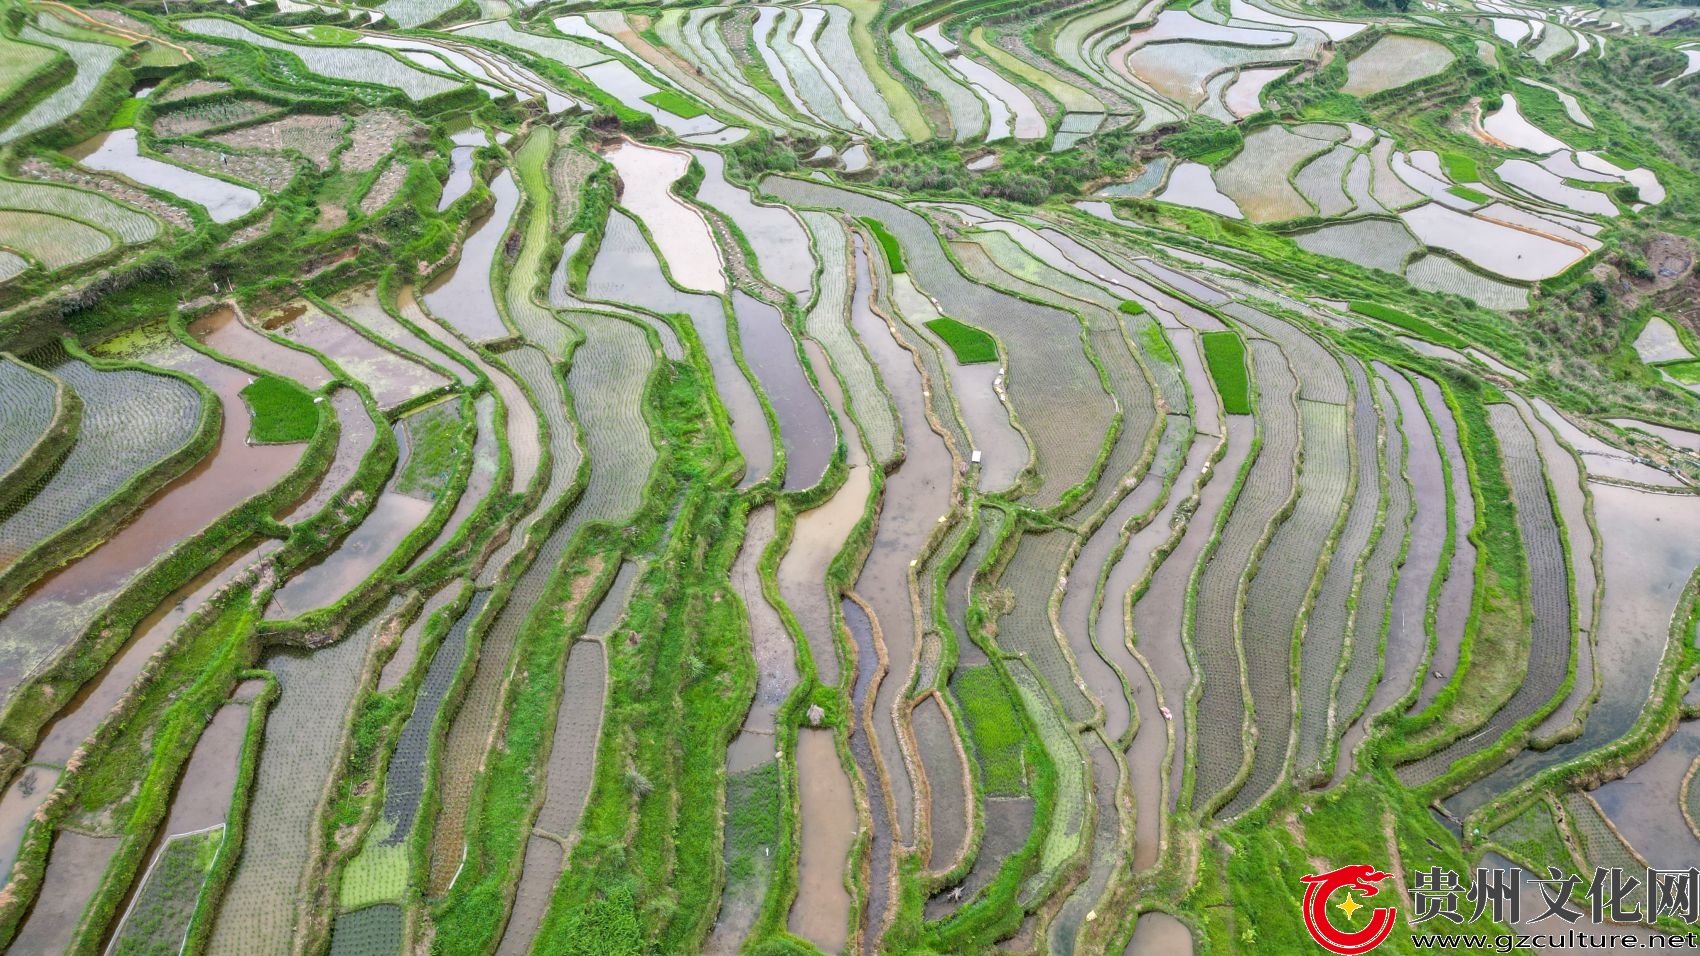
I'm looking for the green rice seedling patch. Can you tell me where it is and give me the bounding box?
[1136,319,1177,366]
[1349,301,1467,349]
[0,210,113,272]
[1489,798,1570,870]
[641,89,707,118]
[1661,359,1700,384]
[955,665,1029,797]
[1200,331,1251,414]
[860,216,905,273]
[1447,184,1492,205]
[0,32,61,105]
[111,828,223,955]
[0,177,156,243]
[1440,152,1480,183]
[240,375,318,443]
[925,317,998,365]
[1118,300,1146,316]
[0,26,122,146]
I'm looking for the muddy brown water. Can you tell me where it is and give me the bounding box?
[267,424,434,619]
[586,209,772,486]
[270,305,450,411]
[913,695,969,873]
[846,236,953,857]
[281,388,377,523]
[6,831,120,953]
[164,701,250,834]
[924,796,1035,921]
[1593,719,1700,870]
[0,765,60,886]
[30,539,272,769]
[728,507,795,773]
[732,293,833,491]
[1123,911,1193,956]
[0,338,302,713]
[776,353,870,686]
[190,306,332,390]
[423,169,520,343]
[790,727,857,953]
[1450,482,1700,815]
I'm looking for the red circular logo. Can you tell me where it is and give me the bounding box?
[1299,864,1399,955]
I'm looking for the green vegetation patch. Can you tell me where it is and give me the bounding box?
[1137,321,1176,365]
[1201,331,1251,414]
[1440,152,1479,183]
[1661,359,1700,384]
[954,665,1027,796]
[1446,184,1491,205]
[640,90,707,119]
[859,217,905,273]
[107,98,144,130]
[1349,301,1468,348]
[925,317,998,365]
[240,375,318,443]
[1117,301,1146,316]
[395,398,464,499]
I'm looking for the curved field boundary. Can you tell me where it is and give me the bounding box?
[1221,396,1351,818]
[1398,403,1572,787]
[0,177,157,245]
[1293,359,1383,782]
[0,25,122,147]
[797,211,900,466]
[1188,337,1299,815]
[0,355,78,519]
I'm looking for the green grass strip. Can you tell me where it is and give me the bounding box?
[1201,330,1251,414]
[925,316,998,364]
[1349,301,1468,349]
[240,375,317,443]
[1661,358,1700,383]
[640,89,707,118]
[1440,151,1479,183]
[1117,300,1145,315]
[1446,184,1491,205]
[859,216,905,273]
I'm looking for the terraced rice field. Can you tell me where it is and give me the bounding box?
[6,2,1700,951]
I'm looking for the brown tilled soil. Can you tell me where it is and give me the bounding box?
[359,160,409,215]
[161,143,297,192]
[343,110,420,172]
[208,113,346,169]
[152,99,278,139]
[156,78,233,103]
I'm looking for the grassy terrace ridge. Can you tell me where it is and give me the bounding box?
[924,315,999,364]
[1349,301,1468,349]
[1201,329,1251,415]
[5,1,1700,953]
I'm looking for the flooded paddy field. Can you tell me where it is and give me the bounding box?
[5,4,1700,950]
